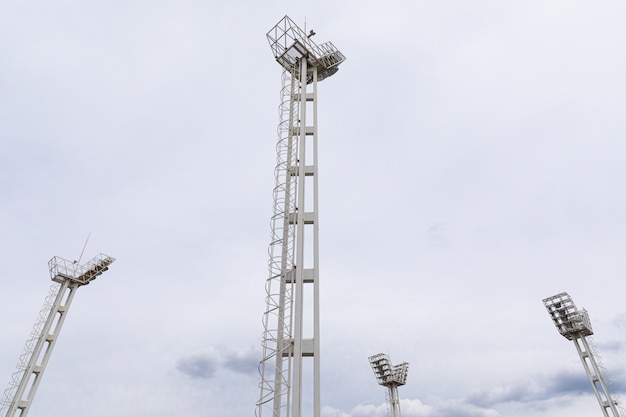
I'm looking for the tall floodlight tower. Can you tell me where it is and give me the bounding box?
[543,292,623,417]
[257,15,345,417]
[369,354,409,417]
[0,253,115,417]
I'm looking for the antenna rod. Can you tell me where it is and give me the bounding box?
[76,232,91,266]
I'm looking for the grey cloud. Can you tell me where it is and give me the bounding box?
[545,370,592,396]
[466,383,537,408]
[223,348,259,374]
[466,368,611,409]
[177,346,259,378]
[176,354,218,379]
[433,401,500,417]
[546,368,626,398]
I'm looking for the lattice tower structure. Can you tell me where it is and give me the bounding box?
[0,253,115,417]
[543,292,624,417]
[257,15,345,417]
[369,354,409,417]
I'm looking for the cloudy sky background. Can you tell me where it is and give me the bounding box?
[1,1,626,417]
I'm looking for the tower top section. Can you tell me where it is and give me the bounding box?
[369,353,409,387]
[543,292,593,340]
[266,15,346,83]
[49,253,115,285]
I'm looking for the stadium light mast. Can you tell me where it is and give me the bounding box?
[257,15,345,417]
[0,253,115,417]
[543,292,623,417]
[369,353,409,417]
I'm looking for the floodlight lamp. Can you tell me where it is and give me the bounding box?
[369,354,392,385]
[392,362,409,386]
[369,353,409,387]
[49,253,116,285]
[543,292,593,339]
[267,15,345,82]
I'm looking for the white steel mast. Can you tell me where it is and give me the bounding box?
[257,16,345,417]
[369,354,409,417]
[0,253,115,417]
[543,292,624,417]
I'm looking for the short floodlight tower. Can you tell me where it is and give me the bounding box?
[369,353,409,417]
[257,15,345,417]
[0,253,115,417]
[543,292,622,417]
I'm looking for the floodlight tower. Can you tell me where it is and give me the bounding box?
[543,292,623,417]
[369,354,409,417]
[257,15,345,417]
[0,253,115,417]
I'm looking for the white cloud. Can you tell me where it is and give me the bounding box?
[324,398,495,417]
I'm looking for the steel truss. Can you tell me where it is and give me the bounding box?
[257,15,345,417]
[0,254,115,417]
[544,292,624,417]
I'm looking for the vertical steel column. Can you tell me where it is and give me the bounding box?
[291,56,307,417]
[388,386,401,417]
[291,57,320,417]
[311,64,320,417]
[573,335,621,417]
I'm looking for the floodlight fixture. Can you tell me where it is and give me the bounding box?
[543,291,593,340]
[266,15,346,83]
[49,253,116,285]
[369,353,408,417]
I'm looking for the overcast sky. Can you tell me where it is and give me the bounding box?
[2,1,626,417]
